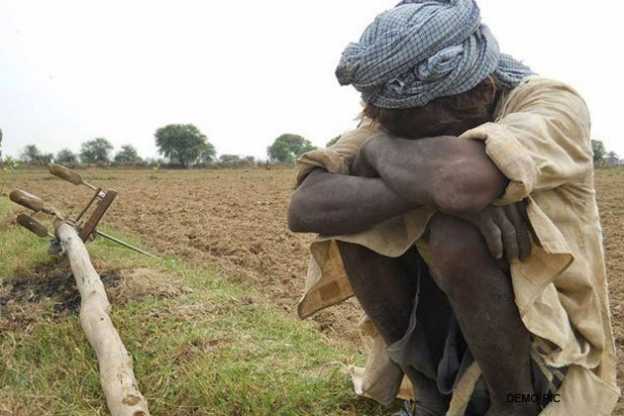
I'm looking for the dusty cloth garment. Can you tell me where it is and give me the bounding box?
[294,77,620,415]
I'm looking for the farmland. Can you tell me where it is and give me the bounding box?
[1,167,623,414]
[1,168,366,343]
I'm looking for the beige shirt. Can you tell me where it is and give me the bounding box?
[295,78,620,415]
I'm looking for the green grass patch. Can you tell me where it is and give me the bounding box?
[0,203,392,415]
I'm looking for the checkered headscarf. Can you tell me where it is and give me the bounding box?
[336,0,533,108]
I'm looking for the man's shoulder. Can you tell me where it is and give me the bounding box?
[497,76,590,130]
[511,76,578,91]
[503,77,587,109]
[329,119,382,150]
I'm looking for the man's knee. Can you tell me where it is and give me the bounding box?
[337,241,377,270]
[428,214,489,296]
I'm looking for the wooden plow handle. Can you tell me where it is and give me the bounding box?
[49,163,83,185]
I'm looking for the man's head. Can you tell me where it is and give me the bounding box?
[337,0,532,135]
[363,76,499,139]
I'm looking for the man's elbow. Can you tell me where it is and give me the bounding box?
[288,169,335,233]
[287,192,311,233]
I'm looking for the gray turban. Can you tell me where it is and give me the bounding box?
[335,0,534,108]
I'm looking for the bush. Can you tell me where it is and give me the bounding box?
[80,138,113,165]
[267,134,316,164]
[114,145,143,166]
[55,149,79,167]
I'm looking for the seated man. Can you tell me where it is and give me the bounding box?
[288,1,619,416]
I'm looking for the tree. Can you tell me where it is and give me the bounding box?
[55,149,78,165]
[198,141,217,165]
[39,153,54,165]
[219,154,243,167]
[80,138,113,164]
[21,144,42,163]
[155,124,212,168]
[592,140,606,165]
[114,145,142,165]
[606,151,620,167]
[216,154,256,168]
[19,145,52,165]
[267,133,316,164]
[219,154,241,164]
[326,135,341,148]
[0,128,3,165]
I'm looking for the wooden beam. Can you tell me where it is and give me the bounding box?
[55,221,151,416]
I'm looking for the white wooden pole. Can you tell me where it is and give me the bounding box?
[55,221,151,416]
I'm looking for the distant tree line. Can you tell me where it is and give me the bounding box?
[17,139,143,168]
[3,123,322,170]
[17,127,619,171]
[592,140,621,167]
[4,123,262,169]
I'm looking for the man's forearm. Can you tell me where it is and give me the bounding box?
[288,169,411,236]
[364,135,508,215]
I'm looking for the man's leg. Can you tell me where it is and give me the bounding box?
[428,214,538,416]
[338,242,450,414]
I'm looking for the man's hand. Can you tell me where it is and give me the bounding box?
[459,201,532,262]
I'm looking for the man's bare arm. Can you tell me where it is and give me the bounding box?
[362,134,508,215]
[289,134,507,236]
[288,168,411,235]
[288,135,532,260]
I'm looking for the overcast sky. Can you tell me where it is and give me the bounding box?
[1,1,623,161]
